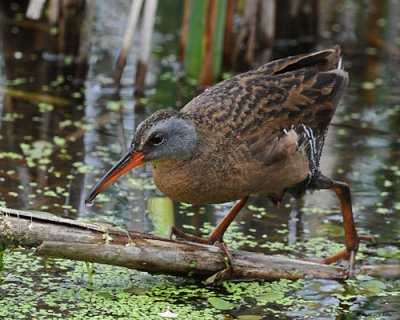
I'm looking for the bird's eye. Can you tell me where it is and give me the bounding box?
[149,133,165,146]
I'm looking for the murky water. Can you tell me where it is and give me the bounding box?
[0,1,399,319]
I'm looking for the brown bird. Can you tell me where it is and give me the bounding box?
[86,46,368,278]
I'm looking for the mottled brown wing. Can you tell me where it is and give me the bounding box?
[180,47,345,132]
[181,65,348,138]
[246,67,349,133]
[245,68,348,163]
[247,66,348,169]
[254,46,341,76]
[180,47,347,168]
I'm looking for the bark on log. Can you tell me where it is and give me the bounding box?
[0,207,397,281]
[36,241,345,280]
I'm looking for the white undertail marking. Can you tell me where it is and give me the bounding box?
[337,56,343,70]
[301,124,318,176]
[285,124,324,188]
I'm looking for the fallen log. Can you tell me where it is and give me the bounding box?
[0,207,396,281]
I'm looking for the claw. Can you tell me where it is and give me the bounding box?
[170,199,248,282]
[206,241,234,284]
[170,227,234,283]
[348,250,356,277]
[168,227,174,240]
[322,235,372,277]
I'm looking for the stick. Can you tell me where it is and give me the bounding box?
[135,0,158,92]
[114,0,144,89]
[0,207,397,281]
[75,0,97,79]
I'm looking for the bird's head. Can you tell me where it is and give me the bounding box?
[85,109,198,205]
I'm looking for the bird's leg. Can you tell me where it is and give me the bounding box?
[171,197,249,282]
[205,241,235,283]
[171,197,248,244]
[321,180,372,276]
[205,197,249,282]
[208,197,249,243]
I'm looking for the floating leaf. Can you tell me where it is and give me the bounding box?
[107,100,123,111]
[376,207,389,214]
[316,224,344,237]
[361,82,375,90]
[259,291,285,303]
[359,280,386,294]
[38,103,54,113]
[377,248,400,259]
[53,136,66,146]
[383,180,393,187]
[208,297,235,310]
[43,191,58,197]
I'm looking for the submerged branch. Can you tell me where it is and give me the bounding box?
[0,207,396,281]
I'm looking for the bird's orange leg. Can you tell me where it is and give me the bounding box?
[208,197,249,242]
[322,181,372,275]
[171,197,249,282]
[171,197,249,244]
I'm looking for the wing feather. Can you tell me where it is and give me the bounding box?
[180,47,348,165]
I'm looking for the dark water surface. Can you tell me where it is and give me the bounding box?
[0,1,399,319]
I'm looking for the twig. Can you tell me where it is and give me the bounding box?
[135,0,158,93]
[114,0,144,89]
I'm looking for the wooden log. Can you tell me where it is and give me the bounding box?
[36,240,346,280]
[0,207,397,281]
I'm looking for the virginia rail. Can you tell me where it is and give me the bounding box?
[86,46,368,278]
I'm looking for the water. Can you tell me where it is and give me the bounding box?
[85,199,94,207]
[0,1,399,319]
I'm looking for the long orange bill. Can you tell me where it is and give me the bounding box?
[85,146,145,206]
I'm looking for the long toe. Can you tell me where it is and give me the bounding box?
[322,248,351,265]
[347,249,357,277]
[206,241,234,284]
[171,227,235,283]
[322,248,356,278]
[170,226,213,244]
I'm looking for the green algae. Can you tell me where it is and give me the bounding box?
[2,246,397,319]
[0,250,221,319]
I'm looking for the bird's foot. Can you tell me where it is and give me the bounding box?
[206,241,234,284]
[170,227,234,283]
[322,234,374,277]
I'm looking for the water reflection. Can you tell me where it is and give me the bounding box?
[0,1,89,218]
[0,0,398,319]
